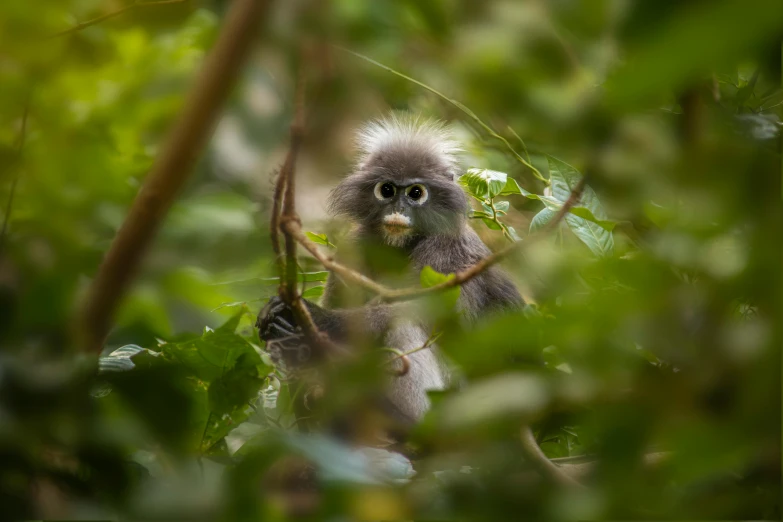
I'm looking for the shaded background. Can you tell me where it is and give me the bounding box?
[0,0,780,519]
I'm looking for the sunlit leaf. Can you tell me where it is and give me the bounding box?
[458,168,507,199]
[305,231,335,248]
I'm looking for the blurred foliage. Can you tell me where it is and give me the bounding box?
[0,0,780,520]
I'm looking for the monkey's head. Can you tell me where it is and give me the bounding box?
[328,114,468,247]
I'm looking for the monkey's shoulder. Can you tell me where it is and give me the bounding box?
[410,227,492,272]
[410,228,523,313]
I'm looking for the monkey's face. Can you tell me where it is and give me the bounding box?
[328,129,469,247]
[329,165,468,248]
[372,180,430,247]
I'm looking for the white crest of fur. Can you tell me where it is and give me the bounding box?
[355,113,462,174]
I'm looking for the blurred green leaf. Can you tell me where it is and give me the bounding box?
[420,265,461,310]
[302,285,325,299]
[607,0,783,108]
[548,156,614,257]
[568,207,618,231]
[434,373,549,430]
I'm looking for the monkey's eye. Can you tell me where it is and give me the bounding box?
[374,182,396,200]
[405,184,428,203]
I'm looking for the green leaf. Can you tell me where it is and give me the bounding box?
[568,207,618,231]
[530,208,558,234]
[513,187,563,211]
[537,195,565,211]
[482,217,503,230]
[498,177,523,196]
[565,214,614,257]
[494,201,510,213]
[547,156,614,257]
[420,265,451,287]
[305,231,335,248]
[420,266,461,310]
[458,168,507,199]
[468,210,491,219]
[136,309,266,382]
[200,406,252,453]
[207,353,263,415]
[130,310,271,453]
[302,285,325,299]
[99,344,146,373]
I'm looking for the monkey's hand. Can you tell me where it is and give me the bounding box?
[256,296,339,369]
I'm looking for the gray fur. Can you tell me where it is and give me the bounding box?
[322,116,522,421]
[259,115,523,424]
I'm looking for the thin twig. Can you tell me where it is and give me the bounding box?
[281,174,587,304]
[47,0,188,39]
[382,331,442,377]
[79,0,270,353]
[270,167,287,277]
[384,332,442,367]
[280,220,394,296]
[0,99,31,252]
[281,65,306,304]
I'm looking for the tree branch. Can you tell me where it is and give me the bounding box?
[280,220,394,296]
[47,0,188,39]
[79,0,270,354]
[281,174,588,303]
[273,53,343,357]
[281,65,306,305]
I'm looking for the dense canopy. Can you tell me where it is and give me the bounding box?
[0,0,780,519]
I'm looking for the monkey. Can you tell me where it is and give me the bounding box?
[257,114,523,427]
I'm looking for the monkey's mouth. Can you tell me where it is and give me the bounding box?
[383,223,412,234]
[382,213,413,235]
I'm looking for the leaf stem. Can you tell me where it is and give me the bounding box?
[0,98,31,252]
[337,47,548,184]
[47,0,188,39]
